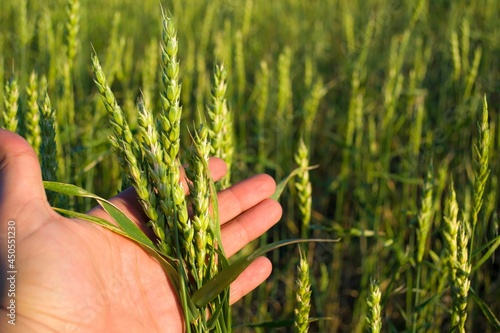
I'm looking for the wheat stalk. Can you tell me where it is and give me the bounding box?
[65,0,80,68]
[17,0,30,48]
[302,78,325,145]
[92,54,165,252]
[461,18,470,72]
[235,29,245,113]
[252,60,269,173]
[294,137,312,239]
[155,14,198,275]
[443,180,471,331]
[444,180,459,282]
[276,47,293,178]
[185,123,217,285]
[39,92,59,205]
[25,71,41,153]
[366,278,382,333]
[294,250,312,333]
[451,30,461,81]
[453,220,471,332]
[207,64,234,190]
[136,99,171,252]
[471,96,490,229]
[416,163,434,263]
[2,77,19,132]
[464,47,482,100]
[158,14,182,167]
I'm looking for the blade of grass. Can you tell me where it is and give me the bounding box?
[54,207,127,234]
[192,238,338,307]
[472,235,500,272]
[44,181,155,249]
[470,288,500,330]
[272,165,318,201]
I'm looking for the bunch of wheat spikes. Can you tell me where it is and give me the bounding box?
[92,13,231,333]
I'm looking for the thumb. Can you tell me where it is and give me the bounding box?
[0,129,53,234]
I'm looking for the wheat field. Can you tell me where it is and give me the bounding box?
[1,0,500,332]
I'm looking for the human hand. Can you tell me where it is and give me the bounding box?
[0,129,282,332]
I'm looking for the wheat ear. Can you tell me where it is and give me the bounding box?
[2,77,19,132]
[294,250,312,333]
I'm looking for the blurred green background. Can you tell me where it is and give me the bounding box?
[1,0,500,331]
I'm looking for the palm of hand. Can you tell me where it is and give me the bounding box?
[0,130,281,333]
[16,209,181,333]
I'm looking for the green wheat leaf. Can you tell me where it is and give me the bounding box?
[54,207,127,234]
[472,235,500,272]
[44,181,156,249]
[470,288,500,330]
[272,165,318,201]
[192,238,338,307]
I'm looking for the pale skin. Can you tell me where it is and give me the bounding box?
[0,129,282,332]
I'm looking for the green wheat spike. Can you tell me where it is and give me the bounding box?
[471,96,490,230]
[39,92,59,205]
[294,137,312,239]
[366,278,382,333]
[2,77,19,132]
[65,0,80,68]
[25,72,41,153]
[294,250,312,333]
[207,64,234,190]
[416,162,434,263]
